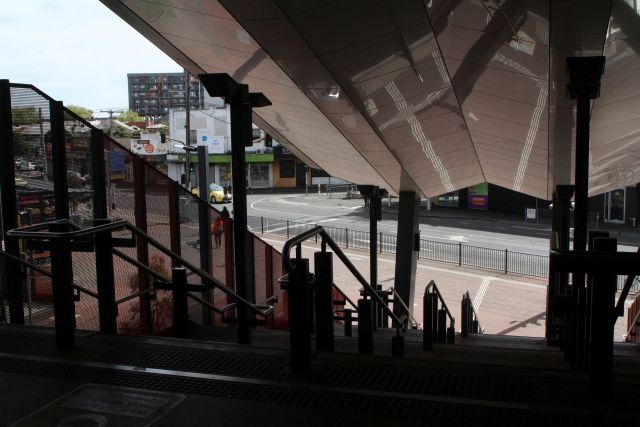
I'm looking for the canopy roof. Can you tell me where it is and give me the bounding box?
[101,0,640,199]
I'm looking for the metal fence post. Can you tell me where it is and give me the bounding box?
[0,79,24,324]
[357,297,373,354]
[505,249,508,274]
[172,267,189,339]
[379,232,383,254]
[261,216,264,234]
[288,258,311,373]
[458,243,462,266]
[50,99,75,349]
[423,291,434,350]
[589,237,616,399]
[314,251,334,352]
[287,220,290,238]
[345,228,349,248]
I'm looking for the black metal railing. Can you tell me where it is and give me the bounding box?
[250,215,551,279]
[281,226,412,372]
[6,218,273,348]
[423,280,455,350]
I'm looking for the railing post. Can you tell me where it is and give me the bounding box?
[423,291,434,350]
[50,99,75,349]
[172,267,189,339]
[261,216,264,234]
[197,146,213,327]
[0,79,24,324]
[288,258,311,373]
[92,129,117,334]
[505,249,508,274]
[437,308,447,343]
[357,297,373,354]
[343,309,353,336]
[584,231,609,369]
[379,232,382,254]
[461,293,469,338]
[589,237,617,399]
[133,156,152,335]
[314,251,334,352]
[345,228,349,248]
[287,220,290,238]
[458,242,462,266]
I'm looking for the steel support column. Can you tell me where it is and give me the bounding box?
[0,80,23,324]
[393,191,419,319]
[197,145,212,326]
[198,73,271,344]
[566,56,605,366]
[230,83,253,344]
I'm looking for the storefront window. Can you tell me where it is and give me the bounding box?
[248,164,270,188]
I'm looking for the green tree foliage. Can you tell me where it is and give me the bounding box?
[11,107,38,125]
[117,109,143,123]
[13,132,29,156]
[67,105,94,121]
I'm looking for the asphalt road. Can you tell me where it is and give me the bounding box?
[248,193,548,257]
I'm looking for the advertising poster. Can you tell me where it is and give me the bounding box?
[468,182,488,210]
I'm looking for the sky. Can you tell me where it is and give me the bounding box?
[0,0,182,117]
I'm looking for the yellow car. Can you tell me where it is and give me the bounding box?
[192,183,231,203]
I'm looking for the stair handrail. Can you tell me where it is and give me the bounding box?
[7,218,272,318]
[0,248,99,300]
[425,280,454,325]
[282,226,408,327]
[388,286,420,328]
[333,282,358,310]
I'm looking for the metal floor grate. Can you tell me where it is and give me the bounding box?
[96,342,532,403]
[99,343,291,381]
[0,355,623,427]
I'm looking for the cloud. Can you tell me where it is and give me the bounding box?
[0,0,182,111]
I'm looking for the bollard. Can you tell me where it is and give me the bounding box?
[447,325,455,344]
[461,295,469,338]
[588,237,616,399]
[423,292,434,350]
[344,309,353,337]
[288,259,312,373]
[314,252,334,352]
[172,267,189,339]
[392,333,404,357]
[358,298,374,354]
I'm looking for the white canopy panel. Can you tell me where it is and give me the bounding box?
[101,0,640,199]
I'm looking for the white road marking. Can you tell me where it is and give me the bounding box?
[513,225,551,232]
[277,198,309,206]
[319,218,339,223]
[473,278,492,309]
[449,235,468,242]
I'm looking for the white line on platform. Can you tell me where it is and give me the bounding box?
[473,278,492,309]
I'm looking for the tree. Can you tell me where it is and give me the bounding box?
[11,107,38,125]
[13,132,29,157]
[67,105,94,121]
[117,109,143,123]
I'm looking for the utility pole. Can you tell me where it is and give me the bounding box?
[100,108,124,138]
[184,68,192,189]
